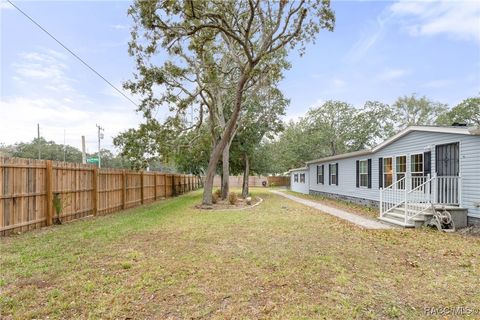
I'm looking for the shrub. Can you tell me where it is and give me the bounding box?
[228,192,237,205]
[212,193,219,204]
[214,188,222,198]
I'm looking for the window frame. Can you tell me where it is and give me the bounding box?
[395,155,407,189]
[300,173,305,183]
[410,153,424,189]
[358,159,369,188]
[410,153,424,175]
[330,163,337,186]
[294,174,298,183]
[317,165,324,185]
[383,157,393,188]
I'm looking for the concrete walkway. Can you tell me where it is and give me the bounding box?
[271,190,395,230]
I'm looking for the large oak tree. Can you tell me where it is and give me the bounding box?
[124,0,335,204]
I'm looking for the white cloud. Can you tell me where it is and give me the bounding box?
[110,24,127,30]
[1,49,142,152]
[377,68,411,81]
[346,9,395,62]
[421,79,453,88]
[390,0,480,43]
[332,78,346,88]
[0,1,13,10]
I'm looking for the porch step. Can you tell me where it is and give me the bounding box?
[389,208,433,221]
[379,215,415,228]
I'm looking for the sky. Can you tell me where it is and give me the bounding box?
[1,0,479,153]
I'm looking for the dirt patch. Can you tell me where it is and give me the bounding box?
[457,226,480,237]
[15,278,51,289]
[195,196,262,210]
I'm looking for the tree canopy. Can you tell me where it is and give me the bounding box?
[123,0,335,204]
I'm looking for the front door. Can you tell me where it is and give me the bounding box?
[435,142,460,203]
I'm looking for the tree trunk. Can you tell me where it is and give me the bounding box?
[221,141,230,200]
[242,153,249,199]
[202,71,250,205]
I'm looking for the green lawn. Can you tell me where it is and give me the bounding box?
[1,189,479,319]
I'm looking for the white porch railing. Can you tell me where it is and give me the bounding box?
[436,176,461,205]
[405,175,435,223]
[380,174,462,224]
[380,176,406,217]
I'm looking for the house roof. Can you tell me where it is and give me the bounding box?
[288,166,308,172]
[305,125,478,165]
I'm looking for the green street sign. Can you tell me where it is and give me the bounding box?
[87,158,99,164]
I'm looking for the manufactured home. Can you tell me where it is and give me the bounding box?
[290,167,309,194]
[289,126,480,227]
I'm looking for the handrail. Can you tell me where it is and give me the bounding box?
[380,176,406,217]
[407,175,434,194]
[380,173,461,225]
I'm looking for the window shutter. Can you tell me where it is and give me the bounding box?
[328,164,331,185]
[316,165,319,184]
[336,163,339,186]
[356,160,359,188]
[321,165,324,184]
[367,159,372,188]
[378,157,383,188]
[424,151,431,176]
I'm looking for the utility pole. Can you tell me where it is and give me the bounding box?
[96,124,104,168]
[81,135,86,164]
[37,123,41,160]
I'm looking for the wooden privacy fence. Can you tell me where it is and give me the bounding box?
[266,176,290,187]
[213,175,290,188]
[0,157,202,236]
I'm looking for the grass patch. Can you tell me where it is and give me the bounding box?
[1,188,479,319]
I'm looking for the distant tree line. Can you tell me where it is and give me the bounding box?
[0,137,174,171]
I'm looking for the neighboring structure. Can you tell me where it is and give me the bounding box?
[289,167,309,194]
[289,126,480,227]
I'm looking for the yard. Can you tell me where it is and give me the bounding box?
[1,189,479,319]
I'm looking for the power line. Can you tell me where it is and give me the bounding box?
[7,0,139,108]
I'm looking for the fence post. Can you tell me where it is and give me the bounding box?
[164,174,167,198]
[122,170,126,210]
[154,172,158,201]
[172,175,177,196]
[45,160,53,226]
[92,167,98,216]
[141,171,144,205]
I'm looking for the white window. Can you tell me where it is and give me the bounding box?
[330,164,337,185]
[383,157,393,187]
[317,165,324,184]
[411,153,424,188]
[396,155,406,189]
[359,160,368,187]
[294,174,298,182]
[300,173,305,183]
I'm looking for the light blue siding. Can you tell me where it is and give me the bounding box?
[290,169,309,194]
[308,131,480,217]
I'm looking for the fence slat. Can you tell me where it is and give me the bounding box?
[45,160,53,226]
[0,157,202,235]
[92,167,98,216]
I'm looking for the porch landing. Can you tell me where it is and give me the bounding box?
[380,205,468,228]
[271,190,396,230]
